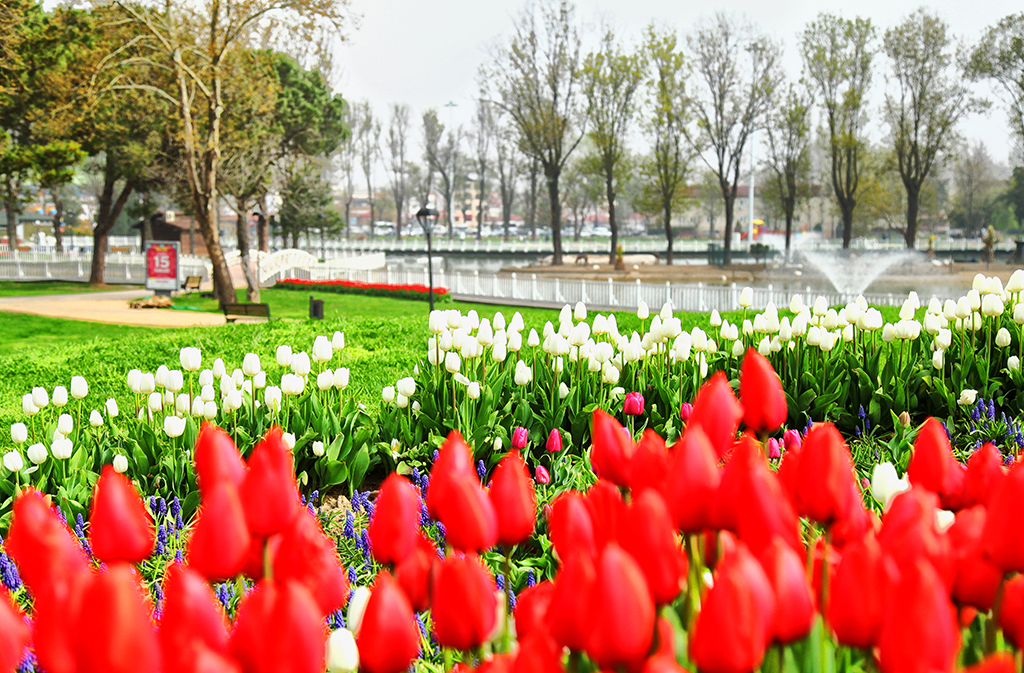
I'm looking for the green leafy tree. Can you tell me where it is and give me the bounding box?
[948,141,997,236]
[582,29,644,263]
[801,13,876,249]
[883,9,986,249]
[969,14,1024,150]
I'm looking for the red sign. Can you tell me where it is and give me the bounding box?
[145,242,180,291]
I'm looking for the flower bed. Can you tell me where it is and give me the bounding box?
[276,277,452,303]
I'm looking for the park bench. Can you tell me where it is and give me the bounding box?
[182,276,201,293]
[223,303,271,323]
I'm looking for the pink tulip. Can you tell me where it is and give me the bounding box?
[624,393,645,416]
[535,465,551,485]
[512,427,528,450]
[546,428,563,453]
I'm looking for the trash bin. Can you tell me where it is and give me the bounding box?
[309,295,324,320]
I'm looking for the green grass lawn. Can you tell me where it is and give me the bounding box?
[0,280,142,297]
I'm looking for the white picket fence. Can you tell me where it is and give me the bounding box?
[274,265,920,312]
[0,251,210,285]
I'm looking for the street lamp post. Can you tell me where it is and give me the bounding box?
[416,206,439,311]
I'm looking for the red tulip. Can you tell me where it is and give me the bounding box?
[489,450,537,546]
[89,465,155,563]
[663,424,721,533]
[963,655,1016,673]
[792,423,857,526]
[159,564,230,672]
[512,634,563,673]
[688,372,743,459]
[759,538,814,644]
[194,424,247,494]
[514,581,555,641]
[433,472,498,553]
[740,348,787,433]
[963,443,1004,509]
[690,543,775,673]
[273,509,349,616]
[591,409,634,487]
[998,576,1024,648]
[877,557,960,673]
[619,490,687,605]
[728,436,803,558]
[186,482,250,581]
[545,551,596,651]
[908,418,965,509]
[479,654,515,673]
[828,532,898,649]
[240,533,279,582]
[357,573,421,673]
[548,491,597,563]
[584,479,625,553]
[431,554,498,651]
[0,587,29,673]
[6,489,90,603]
[239,427,301,537]
[982,460,1024,573]
[74,562,161,673]
[586,544,656,670]
[229,579,326,673]
[623,392,645,416]
[546,428,563,453]
[878,488,955,590]
[367,474,421,565]
[641,654,690,673]
[394,533,437,612]
[628,430,671,496]
[426,431,476,520]
[949,506,1003,612]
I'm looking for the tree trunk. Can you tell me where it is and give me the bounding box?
[663,198,674,266]
[4,197,18,252]
[90,229,108,285]
[606,173,617,265]
[343,198,351,239]
[904,185,920,249]
[257,196,268,253]
[546,167,563,266]
[90,167,136,285]
[840,204,853,249]
[477,174,486,241]
[784,211,793,258]
[51,189,64,253]
[502,197,511,241]
[234,204,259,302]
[722,195,734,267]
[528,160,538,241]
[195,206,235,308]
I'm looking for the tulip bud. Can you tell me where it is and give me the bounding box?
[51,437,73,460]
[32,386,49,409]
[312,441,325,457]
[312,335,333,363]
[317,370,334,391]
[512,427,528,450]
[637,301,650,320]
[959,389,978,406]
[2,451,23,472]
[535,465,551,484]
[105,398,119,417]
[26,443,47,465]
[334,367,350,389]
[396,377,416,397]
[996,327,1012,348]
[326,628,359,673]
[50,385,69,407]
[547,428,563,453]
[264,386,282,413]
[382,386,396,404]
[112,454,129,473]
[203,401,218,420]
[467,382,481,400]
[623,392,645,416]
[559,382,570,399]
[10,422,27,444]
[179,346,202,372]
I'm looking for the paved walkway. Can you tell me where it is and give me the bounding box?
[0,289,227,328]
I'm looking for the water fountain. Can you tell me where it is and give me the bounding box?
[798,249,922,297]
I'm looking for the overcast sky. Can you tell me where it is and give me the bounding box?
[332,0,1022,167]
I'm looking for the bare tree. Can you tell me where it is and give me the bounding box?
[640,25,692,265]
[582,28,643,263]
[801,13,875,249]
[525,155,540,240]
[493,111,519,241]
[764,83,813,257]
[884,9,986,249]
[336,106,357,237]
[472,97,494,240]
[684,13,781,266]
[108,0,350,307]
[386,103,411,238]
[354,101,381,238]
[423,109,462,237]
[949,141,997,236]
[490,0,587,265]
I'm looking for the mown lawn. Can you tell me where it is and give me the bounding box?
[0,280,142,297]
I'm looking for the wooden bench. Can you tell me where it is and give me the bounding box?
[223,303,271,323]
[182,276,201,293]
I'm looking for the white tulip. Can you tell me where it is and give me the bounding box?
[968,289,982,312]
[514,360,533,386]
[253,371,266,389]
[982,294,1005,317]
[112,454,129,474]
[958,389,978,406]
[558,382,570,399]
[27,442,47,465]
[735,286,753,309]
[477,319,494,346]
[382,386,396,404]
[429,310,445,333]
[242,353,262,377]
[871,462,909,511]
[139,372,156,394]
[65,376,88,401]
[163,390,175,408]
[636,301,650,320]
[812,296,828,316]
[601,361,621,385]
[445,352,461,374]
[220,375,237,398]
[147,391,163,412]
[203,401,218,420]
[127,369,142,393]
[311,441,325,457]
[197,369,213,388]
[164,415,186,438]
[1008,269,1024,293]
[334,368,350,389]
[997,327,1013,348]
[210,358,225,378]
[225,390,243,412]
[1009,355,1021,371]
[312,335,333,363]
[105,398,119,417]
[709,309,722,327]
[21,394,38,416]
[264,386,282,413]
[282,433,296,449]
[191,396,205,416]
[347,587,371,635]
[180,346,202,372]
[174,393,190,415]
[467,310,480,330]
[558,319,573,339]
[164,370,182,394]
[57,413,73,435]
[291,351,311,376]
[881,324,895,343]
[467,382,481,399]
[806,326,822,346]
[317,370,334,391]
[51,437,73,460]
[396,377,416,398]
[52,385,68,407]
[757,336,771,357]
[932,348,944,369]
[699,352,709,378]
[155,364,169,388]
[332,331,346,350]
[10,423,27,444]
[527,329,540,348]
[32,387,49,409]
[973,273,987,292]
[446,310,462,329]
[842,324,855,342]
[276,345,293,367]
[396,393,409,408]
[198,384,214,403]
